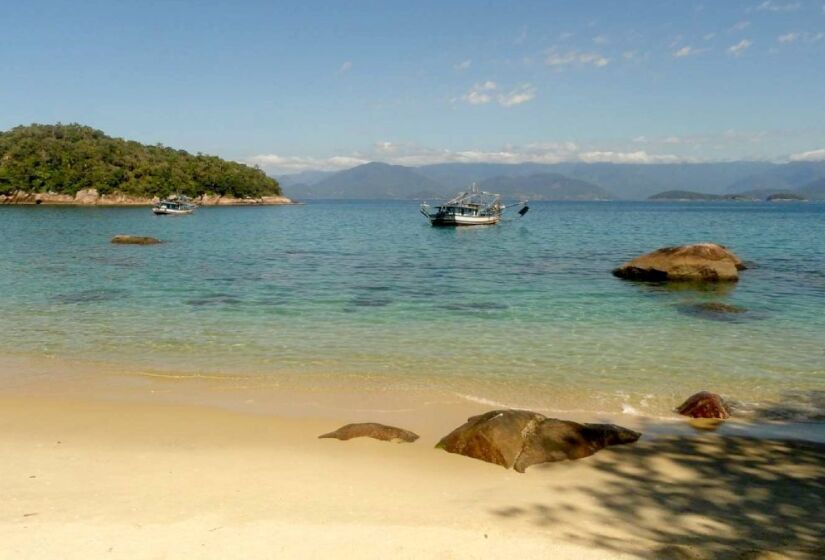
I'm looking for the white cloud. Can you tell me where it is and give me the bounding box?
[577,150,683,164]
[673,45,706,57]
[251,142,693,174]
[459,81,537,107]
[730,21,751,32]
[593,34,609,45]
[246,154,368,173]
[454,59,472,70]
[461,81,497,105]
[728,39,753,56]
[778,31,824,44]
[337,61,352,75]
[622,50,638,60]
[497,83,537,107]
[789,148,825,161]
[703,33,717,41]
[545,49,610,68]
[755,1,801,11]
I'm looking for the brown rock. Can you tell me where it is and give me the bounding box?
[613,243,746,282]
[111,235,162,245]
[437,409,641,472]
[74,188,100,204]
[318,423,419,443]
[676,391,731,419]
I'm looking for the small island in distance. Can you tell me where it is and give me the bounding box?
[649,189,809,202]
[0,124,291,205]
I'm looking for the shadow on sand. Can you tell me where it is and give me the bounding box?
[490,431,825,559]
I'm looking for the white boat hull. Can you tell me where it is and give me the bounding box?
[429,214,500,226]
[153,207,193,215]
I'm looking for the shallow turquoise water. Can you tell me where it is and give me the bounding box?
[1,201,824,419]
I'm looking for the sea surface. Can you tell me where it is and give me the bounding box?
[1,200,824,421]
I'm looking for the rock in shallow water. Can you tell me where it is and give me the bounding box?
[436,409,641,472]
[318,423,419,443]
[111,235,162,245]
[676,391,731,419]
[677,301,749,321]
[613,243,746,282]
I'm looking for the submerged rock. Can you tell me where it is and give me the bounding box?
[613,243,746,282]
[436,409,641,472]
[111,235,162,245]
[677,301,748,321]
[676,391,731,419]
[318,423,419,443]
[688,302,747,314]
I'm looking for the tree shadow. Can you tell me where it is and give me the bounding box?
[750,391,825,422]
[490,433,825,559]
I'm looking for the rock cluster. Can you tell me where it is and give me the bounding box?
[0,189,293,206]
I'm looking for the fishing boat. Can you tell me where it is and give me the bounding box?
[152,196,197,215]
[419,184,528,226]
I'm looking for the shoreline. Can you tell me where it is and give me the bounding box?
[2,391,824,559]
[2,351,824,444]
[0,189,296,206]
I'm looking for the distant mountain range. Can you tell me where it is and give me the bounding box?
[278,160,825,201]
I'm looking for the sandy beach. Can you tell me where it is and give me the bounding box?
[2,390,824,560]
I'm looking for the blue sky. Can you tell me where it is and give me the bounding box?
[2,0,825,174]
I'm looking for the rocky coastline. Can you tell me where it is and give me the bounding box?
[0,188,294,206]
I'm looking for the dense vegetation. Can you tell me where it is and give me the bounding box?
[0,124,280,199]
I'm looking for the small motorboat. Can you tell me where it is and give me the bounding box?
[419,184,528,226]
[152,196,197,215]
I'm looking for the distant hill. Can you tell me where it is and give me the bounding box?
[479,173,612,200]
[648,190,756,201]
[278,159,825,201]
[0,123,281,199]
[797,177,825,200]
[293,162,445,199]
[416,161,774,199]
[726,161,825,194]
[277,170,336,188]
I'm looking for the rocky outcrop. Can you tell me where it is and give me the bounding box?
[318,423,419,443]
[0,190,293,206]
[612,243,746,282]
[436,409,641,472]
[111,235,162,245]
[677,392,731,419]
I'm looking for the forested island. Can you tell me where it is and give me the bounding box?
[0,124,289,205]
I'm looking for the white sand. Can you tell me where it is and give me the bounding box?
[1,395,823,559]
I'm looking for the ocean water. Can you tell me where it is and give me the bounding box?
[1,201,824,420]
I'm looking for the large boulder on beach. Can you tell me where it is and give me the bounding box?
[436,409,641,472]
[612,243,746,282]
[318,423,419,443]
[677,391,731,419]
[111,235,162,245]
